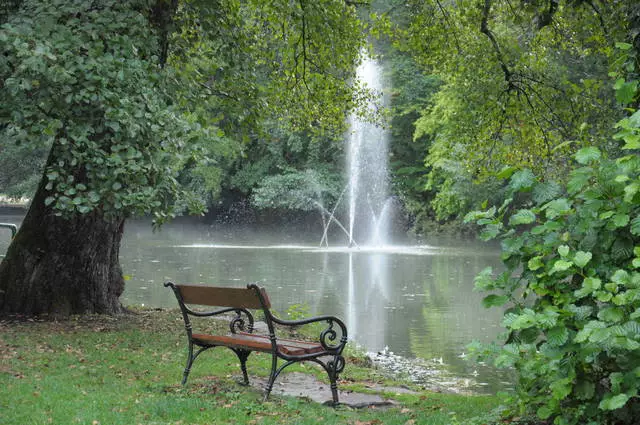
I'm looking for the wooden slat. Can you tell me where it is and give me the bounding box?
[176,285,270,309]
[191,333,324,356]
[193,333,273,353]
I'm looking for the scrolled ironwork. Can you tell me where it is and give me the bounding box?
[320,320,343,351]
[229,309,254,334]
[327,355,346,374]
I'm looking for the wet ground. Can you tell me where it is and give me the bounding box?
[250,372,415,408]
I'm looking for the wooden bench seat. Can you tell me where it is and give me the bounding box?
[191,333,325,356]
[165,282,348,404]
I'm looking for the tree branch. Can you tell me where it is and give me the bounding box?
[150,0,179,67]
[480,0,513,88]
[435,0,462,54]
[586,1,608,36]
[534,0,558,30]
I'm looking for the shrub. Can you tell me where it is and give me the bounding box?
[465,100,640,423]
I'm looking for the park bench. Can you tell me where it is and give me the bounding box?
[164,282,348,404]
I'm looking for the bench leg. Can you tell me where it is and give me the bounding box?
[182,344,211,385]
[182,342,195,385]
[263,354,278,402]
[327,355,345,405]
[232,349,251,385]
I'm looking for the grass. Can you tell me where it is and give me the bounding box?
[0,309,501,425]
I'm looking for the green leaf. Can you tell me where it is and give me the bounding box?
[613,214,630,228]
[509,315,537,330]
[88,192,100,203]
[599,393,631,411]
[474,267,495,290]
[543,198,572,219]
[558,245,570,257]
[611,270,630,285]
[616,42,633,50]
[575,380,595,400]
[574,277,602,298]
[596,291,613,302]
[509,209,536,225]
[509,169,535,191]
[550,378,573,399]
[567,167,593,194]
[597,307,624,323]
[551,260,573,274]
[528,256,544,271]
[44,196,55,206]
[575,320,606,342]
[575,147,601,164]
[631,216,640,235]
[482,294,509,308]
[568,304,593,321]
[573,251,592,268]
[615,80,639,105]
[532,181,562,204]
[537,406,553,420]
[496,166,517,180]
[547,326,569,346]
[479,223,501,241]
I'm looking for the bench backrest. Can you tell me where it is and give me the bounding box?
[175,284,271,310]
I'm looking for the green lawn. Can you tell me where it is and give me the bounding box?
[0,310,500,425]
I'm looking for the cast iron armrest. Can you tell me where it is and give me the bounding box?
[270,314,348,352]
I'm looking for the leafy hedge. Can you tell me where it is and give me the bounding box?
[466,65,640,424]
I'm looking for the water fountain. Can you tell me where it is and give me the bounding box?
[347,56,391,247]
[319,55,393,248]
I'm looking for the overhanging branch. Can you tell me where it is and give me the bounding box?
[480,0,513,88]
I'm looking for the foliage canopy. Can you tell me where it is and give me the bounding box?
[0,0,367,221]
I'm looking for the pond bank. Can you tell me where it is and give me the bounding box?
[0,309,502,425]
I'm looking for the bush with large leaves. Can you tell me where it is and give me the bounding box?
[466,87,640,423]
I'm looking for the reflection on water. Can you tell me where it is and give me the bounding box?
[0,214,512,392]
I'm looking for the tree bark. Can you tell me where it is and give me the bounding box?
[0,174,125,317]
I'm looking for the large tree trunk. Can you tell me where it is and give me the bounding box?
[0,175,125,317]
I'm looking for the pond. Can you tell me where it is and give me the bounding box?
[0,213,511,393]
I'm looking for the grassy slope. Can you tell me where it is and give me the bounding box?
[0,310,499,425]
